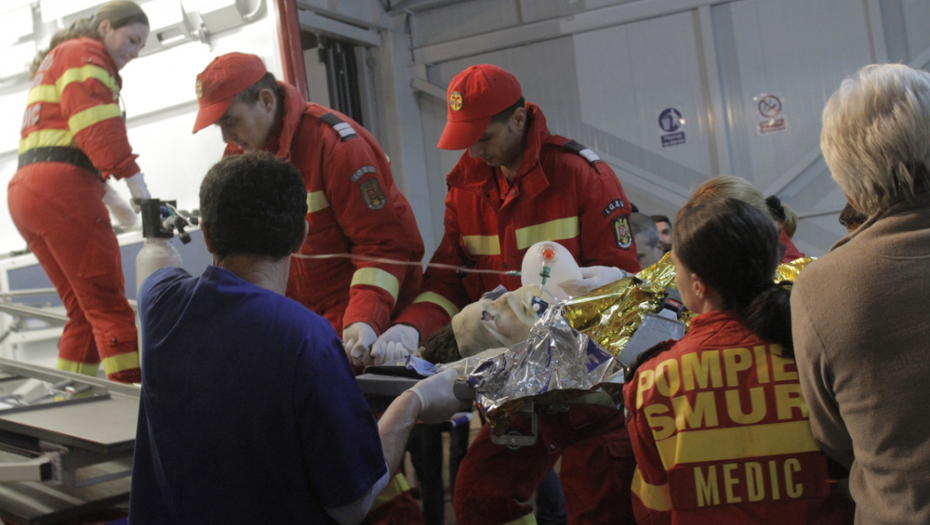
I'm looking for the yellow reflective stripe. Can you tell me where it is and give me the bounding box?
[656,420,820,468]
[371,473,410,510]
[19,129,75,153]
[351,267,400,302]
[462,234,501,256]
[26,85,60,105]
[502,514,538,525]
[56,358,99,377]
[57,64,116,95]
[515,217,579,250]
[101,351,140,376]
[413,291,459,318]
[68,104,122,134]
[307,191,330,212]
[631,467,673,512]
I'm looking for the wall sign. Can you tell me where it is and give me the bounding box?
[755,93,787,134]
[657,107,686,147]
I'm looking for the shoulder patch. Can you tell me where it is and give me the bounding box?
[351,165,377,183]
[602,199,626,217]
[318,112,358,141]
[563,139,601,164]
[612,215,633,249]
[360,179,387,210]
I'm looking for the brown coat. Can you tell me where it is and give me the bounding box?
[792,192,930,524]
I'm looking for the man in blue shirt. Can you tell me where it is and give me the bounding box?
[128,152,465,524]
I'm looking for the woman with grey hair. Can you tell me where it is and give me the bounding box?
[792,63,930,525]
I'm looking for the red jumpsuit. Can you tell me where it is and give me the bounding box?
[8,37,140,383]
[223,83,425,525]
[395,104,641,525]
[622,310,854,525]
[224,83,424,335]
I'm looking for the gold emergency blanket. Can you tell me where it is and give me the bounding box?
[470,255,814,433]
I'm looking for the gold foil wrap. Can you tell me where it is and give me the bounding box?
[563,252,678,359]
[476,254,815,434]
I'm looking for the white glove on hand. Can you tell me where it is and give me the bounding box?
[342,322,378,368]
[558,266,630,297]
[101,181,136,227]
[124,172,151,213]
[371,324,419,365]
[408,368,471,424]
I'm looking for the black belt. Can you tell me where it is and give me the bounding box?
[18,147,99,175]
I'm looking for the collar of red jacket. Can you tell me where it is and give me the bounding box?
[685,310,762,348]
[266,81,306,160]
[446,102,552,199]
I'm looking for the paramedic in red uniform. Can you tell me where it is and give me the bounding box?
[8,0,151,383]
[623,197,853,524]
[377,64,642,525]
[191,52,426,524]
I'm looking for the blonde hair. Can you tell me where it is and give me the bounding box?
[678,176,772,222]
[821,63,930,215]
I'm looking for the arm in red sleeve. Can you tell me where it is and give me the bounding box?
[57,43,139,179]
[576,162,641,274]
[323,137,424,334]
[623,373,673,525]
[393,193,475,341]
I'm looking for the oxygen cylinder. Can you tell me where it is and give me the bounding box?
[135,199,183,291]
[520,241,582,302]
[136,238,181,291]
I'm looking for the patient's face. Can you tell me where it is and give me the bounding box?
[452,285,541,357]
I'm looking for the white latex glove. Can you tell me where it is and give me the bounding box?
[124,172,151,213]
[101,181,136,227]
[371,324,419,365]
[557,266,630,297]
[342,322,378,368]
[408,368,471,424]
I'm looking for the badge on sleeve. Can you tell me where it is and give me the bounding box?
[613,216,633,249]
[361,179,387,210]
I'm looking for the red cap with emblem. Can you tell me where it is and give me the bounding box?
[192,53,268,134]
[437,64,522,150]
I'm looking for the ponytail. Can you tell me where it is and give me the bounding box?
[31,18,98,77]
[30,1,148,78]
[739,281,794,356]
[766,195,799,238]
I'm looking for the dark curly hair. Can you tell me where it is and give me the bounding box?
[31,1,149,77]
[674,197,793,354]
[200,152,307,260]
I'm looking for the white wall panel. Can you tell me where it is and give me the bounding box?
[0,5,280,256]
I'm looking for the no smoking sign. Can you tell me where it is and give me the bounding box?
[755,93,786,134]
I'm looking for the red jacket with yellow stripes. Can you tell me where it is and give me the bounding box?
[622,310,853,525]
[223,83,424,335]
[20,37,139,179]
[394,103,640,340]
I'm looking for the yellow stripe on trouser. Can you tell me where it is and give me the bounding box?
[515,217,579,250]
[503,514,538,525]
[307,191,330,212]
[656,420,821,468]
[26,64,117,105]
[57,358,100,377]
[630,467,673,512]
[351,267,399,302]
[101,351,140,376]
[413,291,459,318]
[68,104,122,134]
[20,129,75,154]
[370,473,410,510]
[462,234,501,256]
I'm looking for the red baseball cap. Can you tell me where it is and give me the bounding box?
[192,53,268,133]
[437,64,522,150]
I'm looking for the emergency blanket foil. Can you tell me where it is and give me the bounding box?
[465,304,624,433]
[563,252,680,359]
[463,255,814,433]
